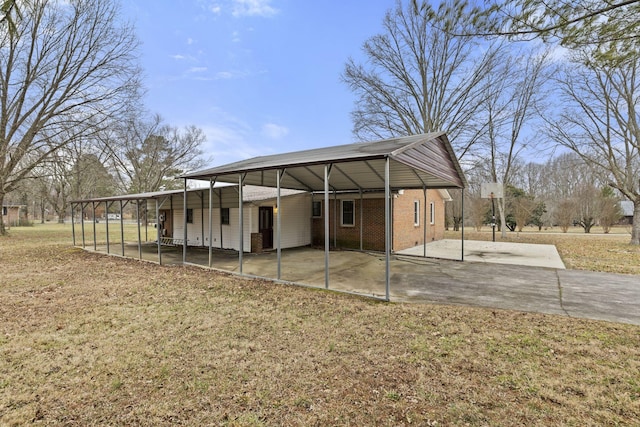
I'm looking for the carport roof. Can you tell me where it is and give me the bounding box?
[181,132,467,191]
[69,184,304,204]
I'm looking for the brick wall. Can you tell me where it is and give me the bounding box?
[310,189,446,252]
[312,198,385,250]
[392,189,446,251]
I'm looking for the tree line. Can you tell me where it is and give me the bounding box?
[447,152,628,234]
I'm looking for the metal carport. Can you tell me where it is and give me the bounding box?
[180,132,467,300]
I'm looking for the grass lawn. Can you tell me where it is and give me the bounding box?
[1,224,639,425]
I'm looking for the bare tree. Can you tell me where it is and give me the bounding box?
[467,196,488,232]
[445,188,463,231]
[555,198,576,232]
[546,51,640,244]
[512,192,536,232]
[574,183,600,233]
[0,0,140,234]
[342,0,502,158]
[598,187,622,233]
[103,114,207,194]
[476,48,551,237]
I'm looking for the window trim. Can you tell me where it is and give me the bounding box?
[430,201,435,225]
[341,199,355,227]
[312,200,322,218]
[413,200,420,226]
[220,207,230,225]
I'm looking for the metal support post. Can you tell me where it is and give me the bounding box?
[461,189,465,261]
[119,200,125,256]
[208,178,214,268]
[384,157,391,301]
[183,179,188,264]
[92,201,97,251]
[156,199,162,265]
[71,203,76,246]
[324,164,331,289]
[423,187,427,257]
[105,201,110,254]
[81,203,85,248]
[136,200,142,260]
[276,169,283,280]
[238,174,245,274]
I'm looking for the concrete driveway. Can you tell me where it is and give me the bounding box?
[92,242,640,326]
[390,257,640,326]
[399,239,566,269]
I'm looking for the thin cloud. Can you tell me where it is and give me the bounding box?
[200,124,269,164]
[262,123,289,139]
[232,0,278,18]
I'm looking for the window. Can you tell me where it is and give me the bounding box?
[2,206,6,216]
[186,208,194,224]
[413,200,420,226]
[341,200,355,226]
[430,201,435,224]
[312,200,322,218]
[221,207,230,225]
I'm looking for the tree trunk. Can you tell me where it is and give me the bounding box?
[40,202,45,224]
[498,198,507,239]
[0,192,5,235]
[631,199,640,245]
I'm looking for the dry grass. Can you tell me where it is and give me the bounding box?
[1,224,639,426]
[448,226,640,275]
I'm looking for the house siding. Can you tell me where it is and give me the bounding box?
[253,194,312,248]
[172,193,311,252]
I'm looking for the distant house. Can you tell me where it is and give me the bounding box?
[620,201,634,225]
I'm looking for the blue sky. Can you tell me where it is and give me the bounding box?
[122,0,394,167]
